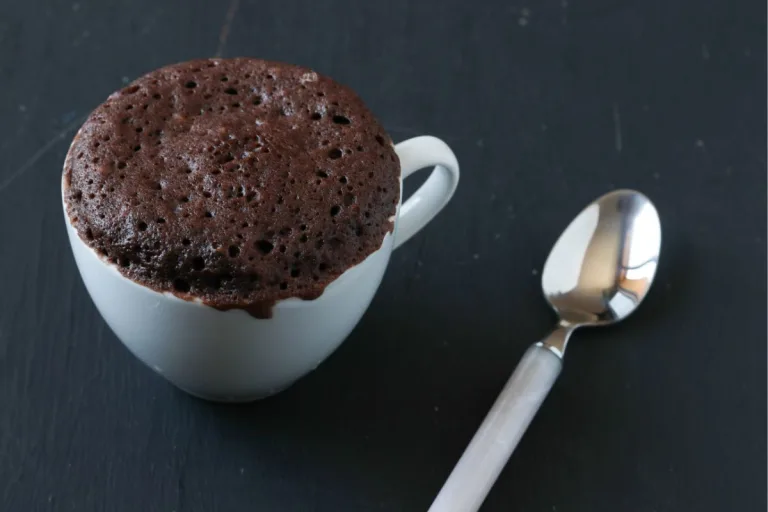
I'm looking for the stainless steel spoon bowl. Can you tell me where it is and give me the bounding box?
[430,190,662,512]
[540,189,662,354]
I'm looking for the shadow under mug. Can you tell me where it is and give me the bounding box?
[63,135,459,402]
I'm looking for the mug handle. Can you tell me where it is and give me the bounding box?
[393,136,460,249]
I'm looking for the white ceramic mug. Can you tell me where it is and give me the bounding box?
[63,135,459,401]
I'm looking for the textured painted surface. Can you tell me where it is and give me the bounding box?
[0,0,765,510]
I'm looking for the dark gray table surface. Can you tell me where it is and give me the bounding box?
[1,1,765,510]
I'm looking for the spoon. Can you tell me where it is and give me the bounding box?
[429,189,661,512]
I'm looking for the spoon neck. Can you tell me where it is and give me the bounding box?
[536,321,576,359]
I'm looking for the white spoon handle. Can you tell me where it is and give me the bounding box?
[429,343,562,512]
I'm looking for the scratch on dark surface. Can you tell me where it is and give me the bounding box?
[554,165,571,191]
[139,9,164,36]
[174,435,192,512]
[0,110,33,163]
[561,0,569,25]
[60,110,79,124]
[215,0,240,57]
[0,116,84,195]
[612,102,622,153]
[31,210,47,306]
[90,320,107,382]
[404,234,429,291]
[95,320,105,349]
[701,43,710,60]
